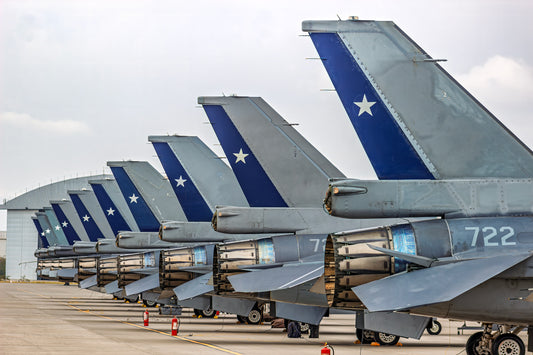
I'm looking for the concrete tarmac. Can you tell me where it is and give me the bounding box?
[0,282,529,355]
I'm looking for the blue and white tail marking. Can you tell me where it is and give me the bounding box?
[309,32,434,180]
[69,193,105,242]
[110,166,160,232]
[202,105,287,207]
[51,203,82,244]
[152,141,213,221]
[91,182,132,235]
[32,217,50,248]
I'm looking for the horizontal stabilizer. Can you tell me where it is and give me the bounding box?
[125,273,160,296]
[353,253,532,312]
[79,275,97,289]
[229,262,323,292]
[104,280,121,294]
[274,302,328,325]
[173,272,213,300]
[57,268,77,279]
[176,265,212,274]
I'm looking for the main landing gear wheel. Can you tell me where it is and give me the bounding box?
[466,332,485,355]
[491,333,525,355]
[246,307,263,325]
[356,329,375,344]
[143,299,157,307]
[373,331,400,346]
[236,315,247,323]
[426,320,442,335]
[299,322,310,334]
[201,307,216,318]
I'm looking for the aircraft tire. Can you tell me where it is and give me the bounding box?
[355,329,375,344]
[299,322,310,334]
[246,307,262,325]
[236,315,247,323]
[142,299,157,307]
[201,307,216,318]
[491,333,525,355]
[373,331,400,346]
[465,331,484,355]
[426,320,442,335]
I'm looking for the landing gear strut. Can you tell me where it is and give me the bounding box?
[466,323,525,355]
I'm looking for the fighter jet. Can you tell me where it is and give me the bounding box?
[303,18,533,354]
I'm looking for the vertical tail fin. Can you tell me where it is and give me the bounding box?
[150,135,249,220]
[68,190,111,241]
[108,161,186,229]
[35,212,60,246]
[199,96,345,207]
[32,216,50,248]
[50,200,90,242]
[303,20,533,179]
[48,204,81,244]
[43,207,70,246]
[90,179,139,235]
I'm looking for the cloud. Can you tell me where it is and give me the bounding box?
[455,55,533,105]
[0,112,91,134]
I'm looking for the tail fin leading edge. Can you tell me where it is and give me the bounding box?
[303,20,533,179]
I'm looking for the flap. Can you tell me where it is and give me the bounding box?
[353,253,532,312]
[229,262,323,292]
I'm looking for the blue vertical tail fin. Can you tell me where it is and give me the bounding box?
[303,19,533,179]
[199,96,345,207]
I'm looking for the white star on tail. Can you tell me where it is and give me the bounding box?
[62,221,68,228]
[354,94,376,117]
[82,215,90,222]
[55,225,60,231]
[107,207,115,216]
[129,194,139,204]
[233,149,249,164]
[45,229,50,234]
[175,176,187,187]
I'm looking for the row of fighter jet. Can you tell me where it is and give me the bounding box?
[32,19,533,355]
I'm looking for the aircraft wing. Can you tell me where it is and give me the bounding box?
[228,262,323,292]
[173,272,213,300]
[353,253,532,312]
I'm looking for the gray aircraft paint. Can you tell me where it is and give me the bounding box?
[302,20,533,179]
[69,190,115,239]
[148,135,248,208]
[198,96,345,207]
[326,178,533,219]
[43,207,69,246]
[35,212,60,246]
[107,161,186,222]
[89,178,140,232]
[50,200,91,242]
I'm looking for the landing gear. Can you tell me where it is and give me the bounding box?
[492,334,525,355]
[246,306,263,325]
[465,324,525,355]
[426,319,442,335]
[356,329,376,344]
[143,299,157,307]
[373,331,400,346]
[194,307,216,318]
[299,322,310,334]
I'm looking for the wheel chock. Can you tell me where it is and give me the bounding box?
[353,340,361,344]
[396,342,403,347]
[370,342,380,346]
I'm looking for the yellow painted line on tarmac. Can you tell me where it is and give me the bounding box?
[67,303,242,355]
[17,287,242,355]
[65,303,242,355]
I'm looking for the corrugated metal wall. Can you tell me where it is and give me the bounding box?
[6,210,38,280]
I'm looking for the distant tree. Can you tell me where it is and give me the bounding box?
[0,257,5,279]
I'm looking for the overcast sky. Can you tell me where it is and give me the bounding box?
[1,0,533,230]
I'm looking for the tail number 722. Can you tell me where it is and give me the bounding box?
[466,226,516,247]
